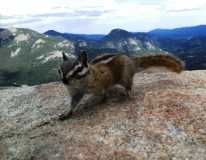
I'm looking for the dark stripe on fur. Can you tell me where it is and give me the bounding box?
[91,54,117,64]
[68,65,88,79]
[70,65,84,77]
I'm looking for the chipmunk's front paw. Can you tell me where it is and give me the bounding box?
[58,110,73,121]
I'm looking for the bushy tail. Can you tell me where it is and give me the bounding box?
[133,54,184,73]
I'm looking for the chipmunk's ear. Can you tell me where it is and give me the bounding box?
[78,51,88,66]
[62,52,68,61]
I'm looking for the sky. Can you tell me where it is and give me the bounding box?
[0,0,206,34]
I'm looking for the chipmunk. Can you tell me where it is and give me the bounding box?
[58,51,184,119]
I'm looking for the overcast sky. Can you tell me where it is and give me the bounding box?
[0,0,206,34]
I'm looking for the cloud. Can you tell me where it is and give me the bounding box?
[168,8,202,13]
[0,0,115,28]
[0,0,206,33]
[164,0,206,12]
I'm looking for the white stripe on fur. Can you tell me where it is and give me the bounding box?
[97,57,115,64]
[78,67,88,76]
[66,63,82,78]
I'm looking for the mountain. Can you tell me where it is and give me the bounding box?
[103,29,133,40]
[45,28,162,56]
[44,30,105,41]
[149,25,206,70]
[103,26,206,70]
[0,29,14,46]
[100,29,160,55]
[149,25,206,39]
[152,36,206,70]
[0,28,75,86]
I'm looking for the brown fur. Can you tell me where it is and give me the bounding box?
[87,55,136,94]
[87,64,114,94]
[133,54,184,73]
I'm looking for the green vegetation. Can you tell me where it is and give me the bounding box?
[0,28,75,86]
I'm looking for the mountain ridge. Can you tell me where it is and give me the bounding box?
[1,24,206,86]
[44,30,105,41]
[149,25,206,39]
[44,25,206,70]
[44,24,206,40]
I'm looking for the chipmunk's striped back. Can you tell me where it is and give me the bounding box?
[90,54,136,91]
[91,54,118,64]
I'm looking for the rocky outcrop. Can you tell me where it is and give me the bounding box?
[1,69,206,160]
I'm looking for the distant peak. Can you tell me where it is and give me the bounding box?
[44,30,59,34]
[105,28,133,40]
[109,28,130,34]
[44,30,63,37]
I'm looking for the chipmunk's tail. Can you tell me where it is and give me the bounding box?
[133,54,185,73]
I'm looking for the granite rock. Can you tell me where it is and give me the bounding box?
[1,69,206,160]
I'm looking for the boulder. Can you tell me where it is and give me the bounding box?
[1,70,206,160]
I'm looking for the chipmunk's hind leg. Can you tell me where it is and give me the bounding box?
[118,64,135,98]
[108,71,133,99]
[118,79,133,98]
[121,56,135,91]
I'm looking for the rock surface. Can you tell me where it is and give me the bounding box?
[1,70,206,160]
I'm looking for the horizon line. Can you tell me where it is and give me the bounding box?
[2,24,206,35]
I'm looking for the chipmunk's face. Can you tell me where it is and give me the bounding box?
[58,52,89,89]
